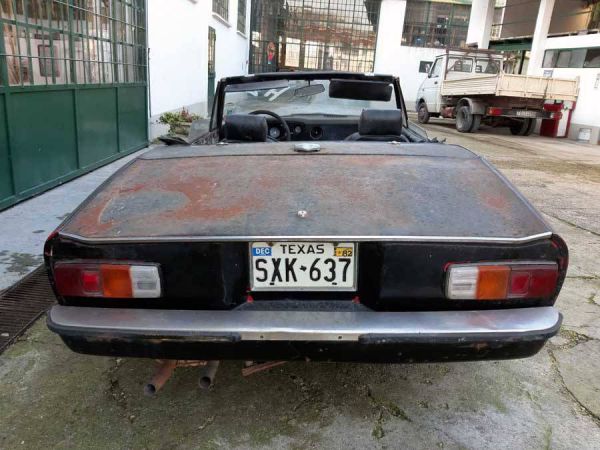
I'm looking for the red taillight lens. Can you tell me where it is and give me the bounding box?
[487,107,503,116]
[53,262,161,298]
[81,269,102,295]
[446,262,558,300]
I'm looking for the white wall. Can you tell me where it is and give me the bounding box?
[209,0,250,83]
[374,0,445,108]
[147,0,250,137]
[529,34,600,132]
[147,0,208,117]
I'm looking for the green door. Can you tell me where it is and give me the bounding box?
[0,0,148,210]
[208,27,216,113]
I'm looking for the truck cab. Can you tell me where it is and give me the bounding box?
[417,52,502,117]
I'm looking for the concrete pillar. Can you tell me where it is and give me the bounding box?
[374,0,407,73]
[527,0,555,75]
[466,0,495,49]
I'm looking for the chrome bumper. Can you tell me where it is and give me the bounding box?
[48,305,561,343]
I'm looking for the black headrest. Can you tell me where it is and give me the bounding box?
[358,109,403,136]
[223,114,268,142]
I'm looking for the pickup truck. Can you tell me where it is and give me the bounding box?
[45,71,568,366]
[416,49,579,134]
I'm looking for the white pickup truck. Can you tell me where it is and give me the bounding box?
[416,49,579,135]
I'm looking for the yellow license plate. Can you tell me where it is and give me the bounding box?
[334,247,353,257]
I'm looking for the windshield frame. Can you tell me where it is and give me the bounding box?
[210,72,407,133]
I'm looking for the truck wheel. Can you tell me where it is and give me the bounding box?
[417,103,430,124]
[456,105,474,133]
[510,119,534,136]
[470,114,482,132]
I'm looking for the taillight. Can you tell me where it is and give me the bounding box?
[487,107,503,116]
[445,262,558,300]
[53,262,161,298]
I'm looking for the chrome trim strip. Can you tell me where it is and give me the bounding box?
[58,231,553,245]
[48,305,561,342]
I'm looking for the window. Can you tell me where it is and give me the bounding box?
[213,0,229,21]
[475,58,500,74]
[402,0,471,48]
[543,50,558,69]
[38,45,60,77]
[584,48,600,68]
[0,0,146,86]
[429,58,442,77]
[543,47,600,69]
[237,0,246,34]
[250,0,382,74]
[448,57,473,73]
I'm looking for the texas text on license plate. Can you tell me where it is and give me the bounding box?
[250,242,357,291]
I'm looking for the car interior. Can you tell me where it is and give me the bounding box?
[221,108,410,143]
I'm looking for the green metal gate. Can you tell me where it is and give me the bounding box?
[0,0,148,210]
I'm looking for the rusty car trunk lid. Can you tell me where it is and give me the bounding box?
[59,142,551,243]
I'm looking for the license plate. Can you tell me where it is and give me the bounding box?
[515,110,538,118]
[250,242,357,291]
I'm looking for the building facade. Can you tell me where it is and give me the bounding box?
[1,0,598,210]
[147,0,250,137]
[0,0,251,210]
[248,0,600,143]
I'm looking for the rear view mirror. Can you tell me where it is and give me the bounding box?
[294,84,325,97]
[329,79,393,102]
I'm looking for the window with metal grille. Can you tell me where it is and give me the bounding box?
[237,0,246,34]
[249,0,382,74]
[213,0,229,21]
[0,0,146,87]
[402,0,471,49]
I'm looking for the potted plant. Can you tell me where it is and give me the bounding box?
[158,108,201,135]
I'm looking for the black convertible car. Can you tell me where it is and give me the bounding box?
[45,72,567,364]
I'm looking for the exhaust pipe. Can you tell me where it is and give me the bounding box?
[144,360,177,396]
[198,360,220,390]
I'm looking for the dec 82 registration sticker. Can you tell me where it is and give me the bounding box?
[250,242,357,291]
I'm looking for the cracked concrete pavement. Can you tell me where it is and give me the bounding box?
[1,121,599,449]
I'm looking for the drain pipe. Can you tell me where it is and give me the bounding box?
[198,360,220,390]
[144,360,177,396]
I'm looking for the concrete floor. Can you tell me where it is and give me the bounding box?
[1,123,600,449]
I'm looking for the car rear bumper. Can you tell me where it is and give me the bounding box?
[47,305,561,363]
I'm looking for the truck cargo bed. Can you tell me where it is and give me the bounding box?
[440,73,579,101]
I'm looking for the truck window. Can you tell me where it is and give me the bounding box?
[475,59,500,74]
[448,57,473,73]
[429,59,443,78]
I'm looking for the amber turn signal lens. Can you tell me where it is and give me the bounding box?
[476,266,510,300]
[101,265,133,298]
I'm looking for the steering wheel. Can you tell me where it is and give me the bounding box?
[249,110,291,142]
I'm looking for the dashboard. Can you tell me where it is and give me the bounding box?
[265,116,359,141]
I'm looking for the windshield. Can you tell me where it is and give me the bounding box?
[223,79,398,117]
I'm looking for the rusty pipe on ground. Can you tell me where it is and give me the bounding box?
[144,360,177,396]
[198,360,220,390]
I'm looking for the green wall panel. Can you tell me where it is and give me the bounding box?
[10,91,78,194]
[0,94,13,201]
[77,88,119,168]
[118,86,147,152]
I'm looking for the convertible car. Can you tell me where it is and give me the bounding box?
[45,72,568,364]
